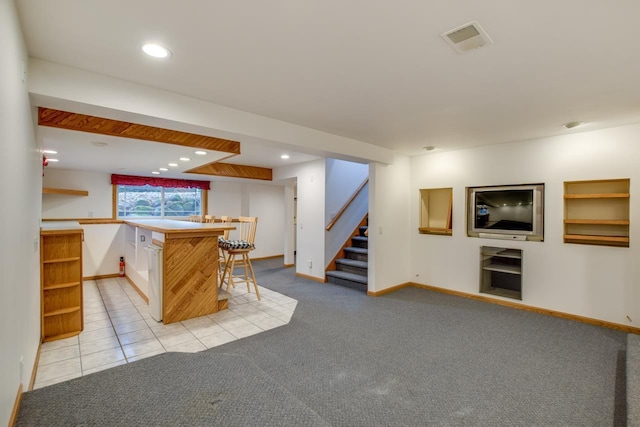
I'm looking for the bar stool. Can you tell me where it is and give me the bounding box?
[203,215,215,223]
[219,216,260,300]
[217,216,232,283]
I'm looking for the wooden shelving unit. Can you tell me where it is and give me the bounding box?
[480,246,522,300]
[40,222,84,342]
[42,187,88,196]
[564,179,630,247]
[419,187,453,235]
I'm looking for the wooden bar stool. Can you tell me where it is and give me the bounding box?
[217,216,232,283]
[188,214,202,222]
[219,216,260,300]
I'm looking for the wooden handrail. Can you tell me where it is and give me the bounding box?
[326,178,368,231]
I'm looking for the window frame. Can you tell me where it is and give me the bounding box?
[112,184,208,219]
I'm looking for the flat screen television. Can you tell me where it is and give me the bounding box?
[467,184,544,241]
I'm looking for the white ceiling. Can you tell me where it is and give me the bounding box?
[16,1,640,170]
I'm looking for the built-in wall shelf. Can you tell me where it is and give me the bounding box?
[480,246,522,300]
[419,187,453,235]
[43,187,89,196]
[563,178,630,247]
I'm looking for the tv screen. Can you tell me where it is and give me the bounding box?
[474,189,534,231]
[467,183,544,241]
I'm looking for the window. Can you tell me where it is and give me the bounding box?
[117,185,203,218]
[112,174,210,219]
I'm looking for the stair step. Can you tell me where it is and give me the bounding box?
[335,258,367,268]
[344,246,368,261]
[344,247,368,254]
[351,236,368,248]
[335,258,367,275]
[326,270,368,285]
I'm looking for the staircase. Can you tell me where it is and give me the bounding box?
[326,224,368,291]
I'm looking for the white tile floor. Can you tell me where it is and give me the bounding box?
[33,277,298,389]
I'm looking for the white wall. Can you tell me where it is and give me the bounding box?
[410,124,640,327]
[42,168,113,218]
[0,1,41,422]
[275,160,326,279]
[368,155,412,292]
[246,184,285,259]
[208,181,243,217]
[82,224,126,277]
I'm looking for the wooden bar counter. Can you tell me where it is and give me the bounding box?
[125,219,234,324]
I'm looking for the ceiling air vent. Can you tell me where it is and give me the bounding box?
[441,21,493,54]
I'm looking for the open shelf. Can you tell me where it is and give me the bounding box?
[564,179,629,247]
[480,246,522,300]
[482,263,522,275]
[43,281,81,291]
[419,188,453,236]
[43,187,89,196]
[40,224,84,341]
[43,256,81,264]
[43,306,81,317]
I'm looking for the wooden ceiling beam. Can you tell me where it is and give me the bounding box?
[37,107,241,154]
[186,162,272,181]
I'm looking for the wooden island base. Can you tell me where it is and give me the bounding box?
[126,219,234,324]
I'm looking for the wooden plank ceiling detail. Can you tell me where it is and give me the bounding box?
[187,162,273,181]
[38,107,240,154]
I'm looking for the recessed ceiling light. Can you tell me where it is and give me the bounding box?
[91,141,108,147]
[168,163,178,167]
[151,171,160,175]
[280,154,290,159]
[179,157,190,161]
[159,167,168,171]
[423,146,436,151]
[142,43,171,58]
[563,121,584,129]
[47,158,59,162]
[42,149,57,154]
[195,150,207,156]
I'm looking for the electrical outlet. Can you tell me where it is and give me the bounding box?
[140,235,146,242]
[20,356,24,381]
[308,258,312,268]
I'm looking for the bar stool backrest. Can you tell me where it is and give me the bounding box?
[236,216,258,245]
[219,216,232,240]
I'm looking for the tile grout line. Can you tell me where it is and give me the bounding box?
[96,278,133,365]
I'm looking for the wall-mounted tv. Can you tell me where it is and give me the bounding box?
[467,184,544,241]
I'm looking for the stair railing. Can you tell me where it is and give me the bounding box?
[326,178,368,231]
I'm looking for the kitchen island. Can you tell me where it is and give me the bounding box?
[125,219,234,324]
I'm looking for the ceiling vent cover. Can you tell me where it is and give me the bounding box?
[441,21,493,54]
